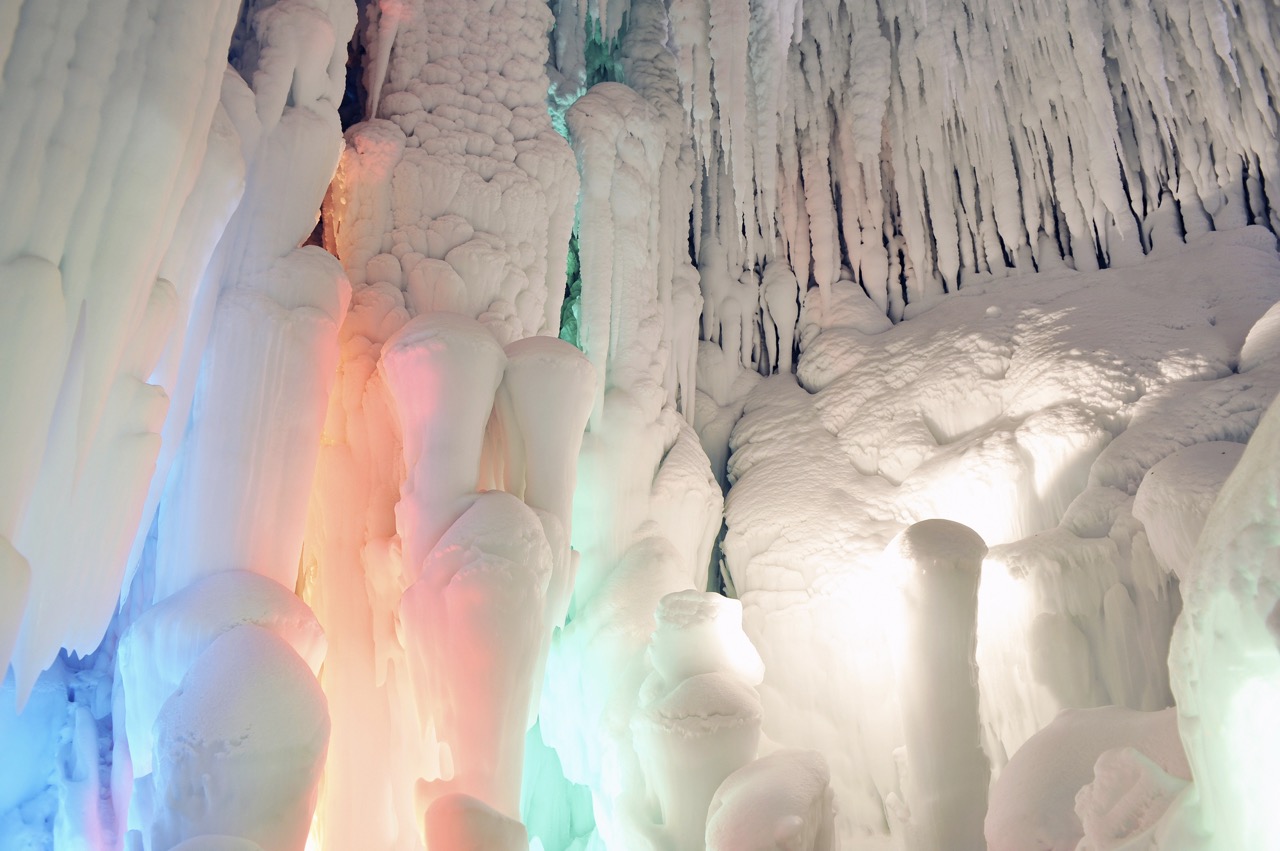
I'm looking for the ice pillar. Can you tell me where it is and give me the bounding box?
[887,519,990,851]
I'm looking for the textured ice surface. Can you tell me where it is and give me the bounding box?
[1166,378,1280,850]
[117,571,326,778]
[2,0,245,701]
[148,625,329,851]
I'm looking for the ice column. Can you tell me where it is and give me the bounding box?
[115,3,355,848]
[150,0,354,602]
[304,1,584,844]
[380,314,508,574]
[887,520,989,851]
[0,0,243,699]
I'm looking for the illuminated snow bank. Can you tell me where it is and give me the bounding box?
[724,227,1280,845]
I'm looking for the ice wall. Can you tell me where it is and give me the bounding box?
[111,1,356,848]
[536,79,728,849]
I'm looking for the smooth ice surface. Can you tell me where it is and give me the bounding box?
[1132,442,1243,581]
[117,570,326,777]
[1166,383,1280,850]
[889,521,989,851]
[424,793,529,851]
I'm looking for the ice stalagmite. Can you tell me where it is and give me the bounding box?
[887,520,989,851]
[632,591,765,851]
[705,750,837,851]
[404,491,551,822]
[147,625,329,851]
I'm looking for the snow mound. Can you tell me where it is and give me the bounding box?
[1132,441,1243,581]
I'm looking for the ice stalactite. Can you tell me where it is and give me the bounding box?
[566,0,1280,338]
[303,0,587,846]
[0,0,244,703]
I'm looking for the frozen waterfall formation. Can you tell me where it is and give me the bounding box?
[2,0,1280,850]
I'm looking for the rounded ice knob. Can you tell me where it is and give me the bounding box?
[885,518,988,577]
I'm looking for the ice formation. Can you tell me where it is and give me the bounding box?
[3,0,1280,850]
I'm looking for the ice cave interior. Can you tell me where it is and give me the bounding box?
[2,0,1280,849]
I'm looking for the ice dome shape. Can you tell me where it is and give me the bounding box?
[169,837,266,851]
[118,570,326,776]
[1133,441,1243,581]
[149,625,329,851]
[705,749,837,851]
[424,793,528,851]
[985,707,1188,851]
